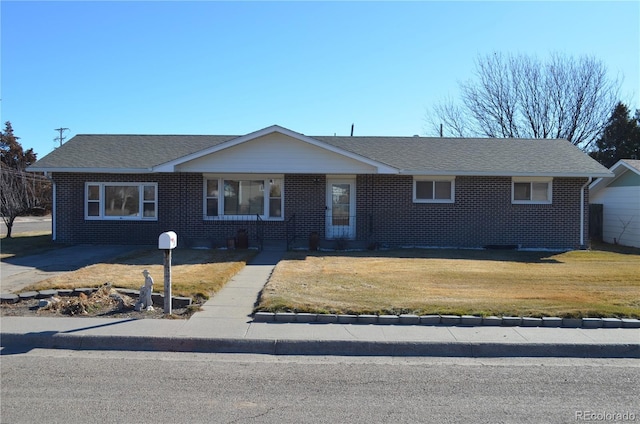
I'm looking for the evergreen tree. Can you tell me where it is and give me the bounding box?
[590,103,640,168]
[0,121,37,170]
[0,122,46,238]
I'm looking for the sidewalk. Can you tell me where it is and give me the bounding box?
[2,246,639,358]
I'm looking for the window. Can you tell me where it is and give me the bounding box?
[204,175,283,220]
[512,178,552,204]
[85,183,157,220]
[413,177,455,203]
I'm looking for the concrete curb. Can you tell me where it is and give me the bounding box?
[253,312,640,329]
[2,333,638,358]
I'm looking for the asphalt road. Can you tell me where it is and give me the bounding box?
[0,215,52,237]
[1,350,638,423]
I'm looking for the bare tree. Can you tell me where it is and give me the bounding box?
[1,121,50,238]
[0,166,39,238]
[427,53,619,150]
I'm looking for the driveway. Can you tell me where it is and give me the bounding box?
[1,244,148,293]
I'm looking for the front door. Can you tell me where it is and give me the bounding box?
[326,178,356,239]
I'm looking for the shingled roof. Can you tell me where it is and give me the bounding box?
[29,126,611,177]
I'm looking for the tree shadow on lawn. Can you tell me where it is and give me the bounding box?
[2,243,256,274]
[287,247,564,264]
[589,240,640,256]
[0,234,61,259]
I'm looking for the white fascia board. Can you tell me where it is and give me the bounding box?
[403,170,614,178]
[589,162,632,190]
[153,124,399,174]
[610,160,640,176]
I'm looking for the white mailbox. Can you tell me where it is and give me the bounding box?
[158,231,177,250]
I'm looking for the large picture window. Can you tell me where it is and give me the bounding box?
[85,183,157,220]
[512,177,552,204]
[204,175,283,220]
[413,177,455,203]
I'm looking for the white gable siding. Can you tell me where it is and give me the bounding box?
[176,133,377,174]
[591,186,640,248]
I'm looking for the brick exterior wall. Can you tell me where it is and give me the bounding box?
[355,175,588,249]
[52,172,588,249]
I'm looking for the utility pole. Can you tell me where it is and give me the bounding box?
[54,127,69,148]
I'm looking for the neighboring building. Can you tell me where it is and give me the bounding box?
[589,159,640,248]
[28,125,611,250]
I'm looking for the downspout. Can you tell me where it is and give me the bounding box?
[580,177,592,249]
[44,172,56,241]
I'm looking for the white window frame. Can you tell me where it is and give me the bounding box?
[512,177,553,204]
[203,174,284,220]
[85,182,158,220]
[413,176,455,203]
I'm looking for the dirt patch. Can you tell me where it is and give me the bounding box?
[0,284,199,319]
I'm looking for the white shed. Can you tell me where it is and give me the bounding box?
[589,159,640,248]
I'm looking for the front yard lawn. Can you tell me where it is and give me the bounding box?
[25,248,257,300]
[256,246,640,319]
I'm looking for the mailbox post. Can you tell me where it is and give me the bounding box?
[158,231,177,314]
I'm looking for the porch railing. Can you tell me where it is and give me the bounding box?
[256,214,264,251]
[285,214,296,250]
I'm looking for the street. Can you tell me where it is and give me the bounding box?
[0,215,51,237]
[1,350,638,423]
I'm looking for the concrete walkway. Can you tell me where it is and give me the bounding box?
[1,246,639,357]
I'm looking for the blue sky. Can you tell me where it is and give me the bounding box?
[2,1,639,158]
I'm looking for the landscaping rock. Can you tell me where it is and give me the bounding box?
[378,315,400,325]
[621,318,640,328]
[502,316,522,326]
[253,312,275,323]
[399,314,420,325]
[357,315,378,324]
[56,289,73,297]
[337,314,358,324]
[419,315,440,325]
[37,289,58,299]
[542,317,563,327]
[440,315,461,326]
[295,313,317,323]
[460,315,482,326]
[73,288,95,296]
[481,316,502,326]
[601,318,622,328]
[275,312,296,323]
[316,314,338,324]
[172,297,192,309]
[0,293,19,304]
[562,318,583,328]
[521,317,542,327]
[19,291,38,300]
[151,293,164,306]
[582,318,603,328]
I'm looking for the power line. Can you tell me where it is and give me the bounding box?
[54,127,69,148]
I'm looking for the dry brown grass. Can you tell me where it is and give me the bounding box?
[26,248,257,299]
[257,247,640,318]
